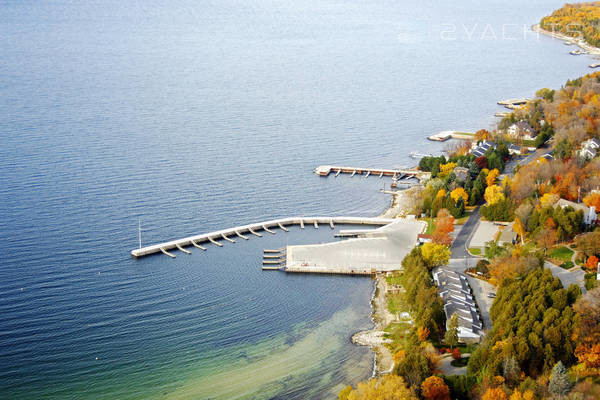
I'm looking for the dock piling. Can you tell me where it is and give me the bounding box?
[160,248,176,258]
[221,233,235,243]
[329,219,334,229]
[262,225,276,234]
[314,220,318,229]
[208,237,223,247]
[249,228,263,237]
[235,230,248,240]
[191,240,207,251]
[300,219,304,229]
[175,243,191,254]
[278,222,289,232]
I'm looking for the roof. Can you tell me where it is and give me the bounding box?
[556,198,589,213]
[433,267,483,338]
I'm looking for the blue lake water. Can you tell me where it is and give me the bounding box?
[0,0,594,398]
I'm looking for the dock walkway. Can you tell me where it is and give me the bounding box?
[131,216,394,258]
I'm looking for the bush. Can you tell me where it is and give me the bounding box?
[560,261,574,270]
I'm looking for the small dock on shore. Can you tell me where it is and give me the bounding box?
[498,98,532,110]
[131,216,395,258]
[427,130,475,142]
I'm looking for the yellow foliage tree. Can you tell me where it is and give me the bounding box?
[482,387,508,400]
[338,374,418,400]
[513,217,525,245]
[539,193,559,208]
[438,162,457,178]
[486,168,500,187]
[436,189,447,199]
[421,242,451,267]
[484,185,505,205]
[450,187,468,204]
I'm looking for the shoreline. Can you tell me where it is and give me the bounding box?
[532,24,600,57]
[350,187,423,376]
[351,275,396,375]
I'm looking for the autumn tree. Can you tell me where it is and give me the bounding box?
[486,168,500,187]
[417,326,430,342]
[450,187,468,204]
[482,387,508,400]
[444,313,459,349]
[338,374,418,400]
[513,217,526,245]
[421,376,450,400]
[575,232,600,258]
[583,192,600,210]
[475,129,491,142]
[535,226,557,255]
[432,209,454,245]
[485,185,505,205]
[585,255,599,272]
[421,242,451,268]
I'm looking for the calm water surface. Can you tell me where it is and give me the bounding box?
[0,0,593,398]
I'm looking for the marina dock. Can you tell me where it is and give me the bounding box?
[314,165,430,182]
[131,217,394,258]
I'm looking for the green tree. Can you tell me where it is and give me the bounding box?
[444,313,459,349]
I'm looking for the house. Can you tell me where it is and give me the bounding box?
[417,233,433,245]
[577,138,600,160]
[453,167,469,182]
[433,267,483,343]
[470,140,496,158]
[508,121,537,141]
[508,144,522,155]
[555,199,597,225]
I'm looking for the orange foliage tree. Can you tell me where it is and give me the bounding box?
[584,192,600,210]
[586,255,599,272]
[432,209,454,246]
[421,376,450,400]
[417,326,430,342]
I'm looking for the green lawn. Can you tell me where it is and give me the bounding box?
[469,247,481,256]
[423,217,435,235]
[385,272,403,286]
[549,246,574,263]
[387,292,407,315]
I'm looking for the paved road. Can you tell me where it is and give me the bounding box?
[544,261,587,293]
[451,206,481,258]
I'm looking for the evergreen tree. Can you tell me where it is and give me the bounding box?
[548,361,571,397]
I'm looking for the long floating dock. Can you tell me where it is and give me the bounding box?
[131,217,395,258]
[314,165,430,182]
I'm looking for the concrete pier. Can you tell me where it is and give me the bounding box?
[131,217,395,258]
[314,165,430,182]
